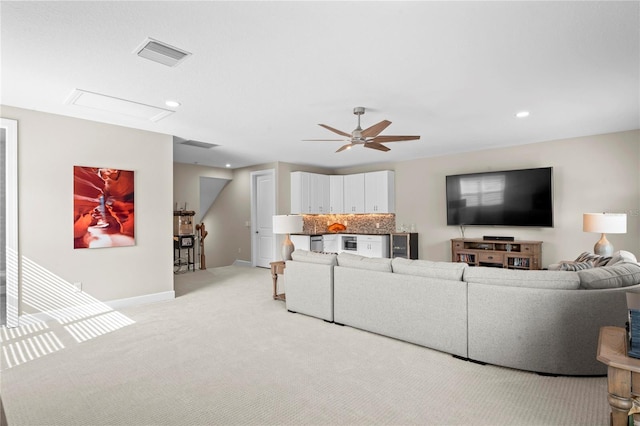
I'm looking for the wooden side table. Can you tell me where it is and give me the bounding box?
[597,326,640,426]
[270,261,286,301]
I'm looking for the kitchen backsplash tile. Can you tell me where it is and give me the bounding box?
[302,214,395,234]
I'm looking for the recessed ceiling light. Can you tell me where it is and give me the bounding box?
[515,111,530,118]
[225,163,231,168]
[165,100,181,108]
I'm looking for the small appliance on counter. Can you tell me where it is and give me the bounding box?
[174,210,195,235]
[342,235,358,252]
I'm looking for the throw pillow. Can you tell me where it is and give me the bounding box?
[575,252,611,267]
[558,260,594,271]
[607,250,638,266]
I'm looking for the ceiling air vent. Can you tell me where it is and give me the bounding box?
[174,137,218,149]
[135,38,191,67]
[66,89,174,122]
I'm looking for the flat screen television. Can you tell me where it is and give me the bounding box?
[446,167,553,227]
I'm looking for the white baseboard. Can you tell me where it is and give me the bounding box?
[233,259,252,267]
[106,290,175,310]
[17,290,175,326]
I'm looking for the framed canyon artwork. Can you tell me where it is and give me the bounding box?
[73,166,135,249]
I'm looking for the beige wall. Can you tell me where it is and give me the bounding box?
[173,163,232,218]
[389,130,640,266]
[2,105,174,313]
[192,130,639,269]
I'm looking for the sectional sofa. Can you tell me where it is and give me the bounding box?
[284,249,640,376]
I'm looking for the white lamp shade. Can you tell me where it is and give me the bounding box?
[583,213,627,234]
[272,215,303,234]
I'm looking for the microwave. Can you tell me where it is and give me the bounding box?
[342,236,357,252]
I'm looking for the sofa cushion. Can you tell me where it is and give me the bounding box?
[578,262,640,289]
[391,258,467,281]
[291,249,337,266]
[337,252,392,272]
[607,250,638,266]
[463,267,580,290]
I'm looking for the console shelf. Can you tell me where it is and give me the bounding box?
[451,238,542,270]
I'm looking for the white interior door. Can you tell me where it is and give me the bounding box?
[251,170,275,268]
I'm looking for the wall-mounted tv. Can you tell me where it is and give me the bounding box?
[446,167,553,227]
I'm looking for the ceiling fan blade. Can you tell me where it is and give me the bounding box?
[318,124,351,138]
[361,120,392,138]
[371,135,421,143]
[364,142,391,152]
[302,139,347,141]
[336,143,354,153]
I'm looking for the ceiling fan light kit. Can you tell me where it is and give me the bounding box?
[304,106,420,153]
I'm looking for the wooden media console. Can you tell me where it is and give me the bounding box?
[451,238,542,270]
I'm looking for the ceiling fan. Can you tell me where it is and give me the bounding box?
[304,107,420,153]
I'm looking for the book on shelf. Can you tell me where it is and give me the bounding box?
[511,258,530,267]
[458,254,475,263]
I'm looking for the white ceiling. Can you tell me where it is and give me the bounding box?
[2,1,638,169]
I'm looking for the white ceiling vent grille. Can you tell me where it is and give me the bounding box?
[135,38,191,67]
[174,137,218,149]
[66,89,174,122]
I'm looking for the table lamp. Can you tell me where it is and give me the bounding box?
[272,215,303,261]
[583,213,627,256]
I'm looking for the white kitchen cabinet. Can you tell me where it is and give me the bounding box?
[322,234,341,253]
[312,173,330,214]
[292,170,394,215]
[290,171,306,214]
[343,173,365,213]
[290,172,330,214]
[357,235,390,258]
[329,175,344,214]
[290,234,310,251]
[365,170,395,213]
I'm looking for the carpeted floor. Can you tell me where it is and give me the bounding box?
[1,265,610,425]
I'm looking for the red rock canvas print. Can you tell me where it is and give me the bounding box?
[74,166,135,249]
